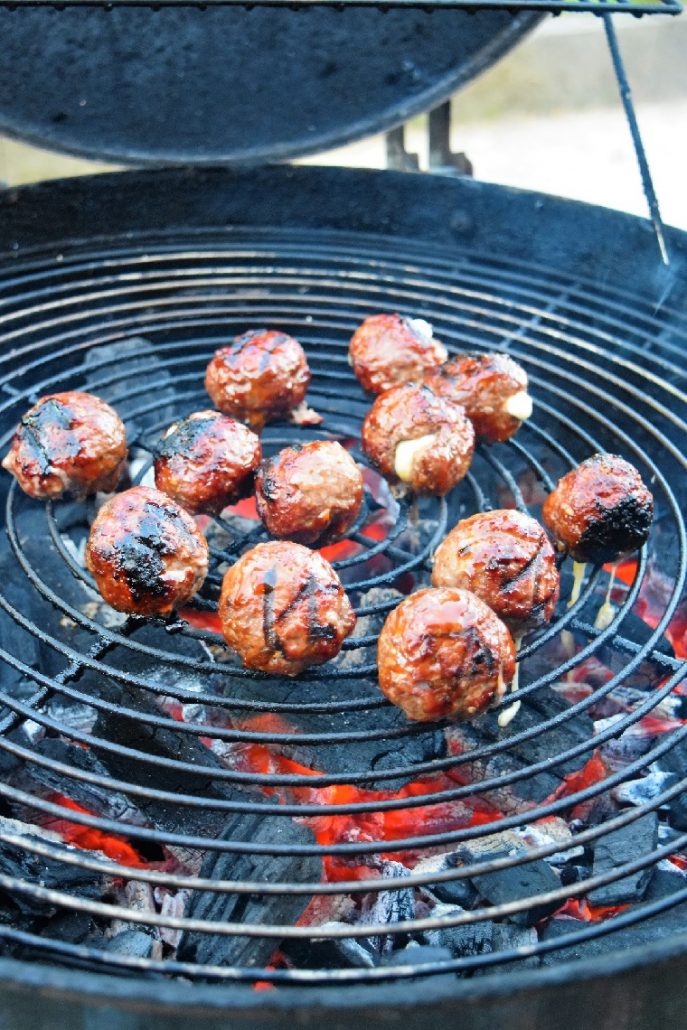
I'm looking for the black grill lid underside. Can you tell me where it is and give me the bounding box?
[0,8,541,166]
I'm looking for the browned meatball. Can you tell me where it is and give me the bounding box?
[541,453,654,565]
[377,587,515,722]
[255,440,363,546]
[86,486,209,617]
[349,313,448,395]
[432,509,559,630]
[205,330,310,429]
[219,541,355,676]
[154,411,261,516]
[2,391,127,500]
[361,382,475,496]
[423,352,531,443]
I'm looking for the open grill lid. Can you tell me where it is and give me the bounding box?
[0,7,541,166]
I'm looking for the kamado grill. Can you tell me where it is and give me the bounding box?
[0,6,686,1030]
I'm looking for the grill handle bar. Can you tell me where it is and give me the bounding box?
[603,13,670,267]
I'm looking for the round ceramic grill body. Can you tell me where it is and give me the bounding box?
[0,216,684,994]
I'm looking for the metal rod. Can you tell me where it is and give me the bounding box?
[603,13,670,266]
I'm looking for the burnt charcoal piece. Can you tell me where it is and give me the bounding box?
[587,812,658,906]
[85,337,177,440]
[361,860,415,954]
[542,869,687,966]
[669,791,687,832]
[426,913,538,972]
[381,944,456,987]
[413,853,478,909]
[467,850,561,927]
[429,878,479,910]
[453,686,596,811]
[103,929,156,959]
[176,817,321,970]
[282,924,379,970]
[0,827,103,918]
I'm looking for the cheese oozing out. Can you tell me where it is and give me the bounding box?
[504,390,533,422]
[405,317,434,342]
[394,434,438,483]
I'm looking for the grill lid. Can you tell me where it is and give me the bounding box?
[0,7,540,166]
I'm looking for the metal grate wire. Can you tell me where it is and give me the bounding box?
[0,226,684,984]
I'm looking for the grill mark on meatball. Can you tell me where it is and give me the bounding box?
[20,398,75,474]
[257,458,279,502]
[262,564,280,652]
[498,538,544,592]
[256,334,290,372]
[154,416,217,460]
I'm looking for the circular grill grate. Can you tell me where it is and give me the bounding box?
[0,226,685,986]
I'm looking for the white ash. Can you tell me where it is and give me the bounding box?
[156,889,192,949]
[613,767,678,807]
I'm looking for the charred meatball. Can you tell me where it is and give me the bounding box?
[361,382,475,495]
[154,410,261,515]
[349,313,448,395]
[86,486,209,617]
[423,352,531,443]
[542,453,654,565]
[2,391,127,500]
[219,541,355,675]
[378,587,515,722]
[432,509,559,630]
[255,440,363,546]
[205,330,311,428]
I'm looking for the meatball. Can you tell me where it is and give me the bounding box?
[377,587,515,722]
[361,382,475,495]
[2,391,127,500]
[423,352,531,443]
[432,509,559,630]
[154,410,261,515]
[205,329,310,428]
[86,486,209,617]
[219,541,356,676]
[349,313,448,395]
[255,440,363,546]
[541,453,654,565]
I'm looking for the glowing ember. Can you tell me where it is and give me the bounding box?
[44,794,148,868]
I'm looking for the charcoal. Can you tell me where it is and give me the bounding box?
[103,929,156,959]
[660,734,687,779]
[542,869,687,966]
[380,943,456,986]
[449,687,595,813]
[43,910,95,944]
[587,812,658,906]
[466,849,561,927]
[84,337,177,440]
[282,923,379,970]
[24,738,142,825]
[360,861,415,954]
[426,913,538,972]
[176,816,321,970]
[0,829,103,917]
[413,853,478,909]
[669,791,687,831]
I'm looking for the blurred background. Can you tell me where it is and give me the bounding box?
[1,14,685,229]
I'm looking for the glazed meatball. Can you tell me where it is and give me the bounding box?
[423,352,531,443]
[2,391,127,500]
[154,410,261,515]
[361,382,475,496]
[432,509,559,630]
[378,587,515,722]
[349,313,448,395]
[219,541,356,676]
[205,330,311,428]
[542,453,654,565]
[255,440,363,546]
[86,486,209,617]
